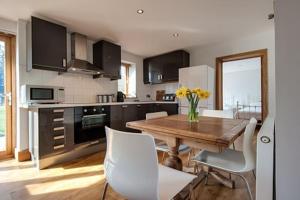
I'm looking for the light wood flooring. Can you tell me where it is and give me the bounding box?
[0,135,256,200]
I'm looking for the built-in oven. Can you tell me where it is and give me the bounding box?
[74,106,110,144]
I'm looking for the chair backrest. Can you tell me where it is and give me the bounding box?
[104,127,159,200]
[146,111,168,120]
[242,118,258,172]
[200,109,234,119]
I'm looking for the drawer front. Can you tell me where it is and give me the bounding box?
[38,108,69,157]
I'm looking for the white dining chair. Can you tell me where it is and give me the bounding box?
[199,109,237,149]
[102,127,197,200]
[145,112,192,163]
[199,109,234,119]
[191,118,257,200]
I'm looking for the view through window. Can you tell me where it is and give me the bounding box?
[118,63,136,98]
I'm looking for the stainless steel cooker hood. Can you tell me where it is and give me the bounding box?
[67,33,103,75]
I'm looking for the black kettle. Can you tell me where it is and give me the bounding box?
[117,91,126,102]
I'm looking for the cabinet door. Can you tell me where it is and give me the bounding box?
[149,59,163,84]
[157,104,178,115]
[93,40,121,80]
[162,51,189,82]
[110,105,124,131]
[136,104,154,120]
[123,105,139,132]
[31,17,67,71]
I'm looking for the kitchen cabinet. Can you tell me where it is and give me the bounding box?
[153,103,178,115]
[143,50,190,84]
[38,108,74,158]
[31,16,67,71]
[110,104,138,132]
[136,104,154,120]
[110,103,178,132]
[93,40,121,80]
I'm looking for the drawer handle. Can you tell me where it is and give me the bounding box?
[53,127,64,131]
[54,135,65,140]
[122,105,128,108]
[53,109,64,113]
[53,144,64,150]
[137,105,141,107]
[53,118,64,122]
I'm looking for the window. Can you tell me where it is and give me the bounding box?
[118,63,136,98]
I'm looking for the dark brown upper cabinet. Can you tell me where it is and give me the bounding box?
[93,40,121,80]
[143,50,190,84]
[31,16,67,72]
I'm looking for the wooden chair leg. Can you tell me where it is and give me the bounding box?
[162,152,166,161]
[101,182,109,200]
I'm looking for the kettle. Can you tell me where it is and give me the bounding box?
[117,91,126,102]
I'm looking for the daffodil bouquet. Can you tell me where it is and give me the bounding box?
[176,87,210,122]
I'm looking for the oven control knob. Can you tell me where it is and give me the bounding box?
[93,108,97,112]
[101,108,105,111]
[84,109,87,113]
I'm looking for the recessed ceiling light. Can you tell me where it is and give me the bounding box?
[137,9,144,14]
[71,67,76,71]
[97,72,101,74]
[173,33,179,37]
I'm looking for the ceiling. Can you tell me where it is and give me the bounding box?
[0,0,274,57]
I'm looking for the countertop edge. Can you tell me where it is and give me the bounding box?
[20,101,178,109]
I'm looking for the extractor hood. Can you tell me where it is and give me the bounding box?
[67,33,104,75]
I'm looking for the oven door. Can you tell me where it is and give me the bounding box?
[74,113,108,144]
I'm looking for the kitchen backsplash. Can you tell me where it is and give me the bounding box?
[150,82,179,99]
[21,69,118,103]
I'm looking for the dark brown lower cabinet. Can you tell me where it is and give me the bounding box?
[153,103,178,115]
[110,103,178,132]
[38,108,74,158]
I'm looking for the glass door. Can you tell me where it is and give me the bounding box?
[0,35,12,158]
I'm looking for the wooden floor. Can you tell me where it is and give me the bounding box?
[0,135,256,200]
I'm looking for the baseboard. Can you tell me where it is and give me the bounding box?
[16,149,31,162]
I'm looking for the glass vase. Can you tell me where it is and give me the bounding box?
[188,104,199,122]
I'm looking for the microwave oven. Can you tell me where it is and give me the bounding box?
[21,85,65,104]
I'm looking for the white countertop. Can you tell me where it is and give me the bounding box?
[21,101,178,109]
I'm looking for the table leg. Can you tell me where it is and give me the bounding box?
[164,140,183,170]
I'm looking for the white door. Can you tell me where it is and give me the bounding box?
[256,117,274,200]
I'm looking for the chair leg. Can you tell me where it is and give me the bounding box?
[232,142,236,150]
[162,152,166,162]
[236,174,253,200]
[205,173,209,185]
[187,151,191,167]
[101,182,109,200]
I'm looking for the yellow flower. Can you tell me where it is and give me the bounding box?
[191,88,201,94]
[176,87,189,98]
[197,90,210,99]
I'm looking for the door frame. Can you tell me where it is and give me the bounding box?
[0,33,16,159]
[215,49,268,121]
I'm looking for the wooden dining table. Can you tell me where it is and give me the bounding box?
[126,114,248,171]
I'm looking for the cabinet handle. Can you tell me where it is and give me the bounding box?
[53,109,64,113]
[122,105,128,108]
[137,105,141,107]
[53,127,64,131]
[54,135,65,140]
[54,144,64,150]
[53,118,64,122]
[62,58,66,67]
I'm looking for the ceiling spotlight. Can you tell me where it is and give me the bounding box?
[173,33,179,37]
[137,9,144,14]
[97,72,101,74]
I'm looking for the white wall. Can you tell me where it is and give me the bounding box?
[188,29,275,115]
[275,1,300,199]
